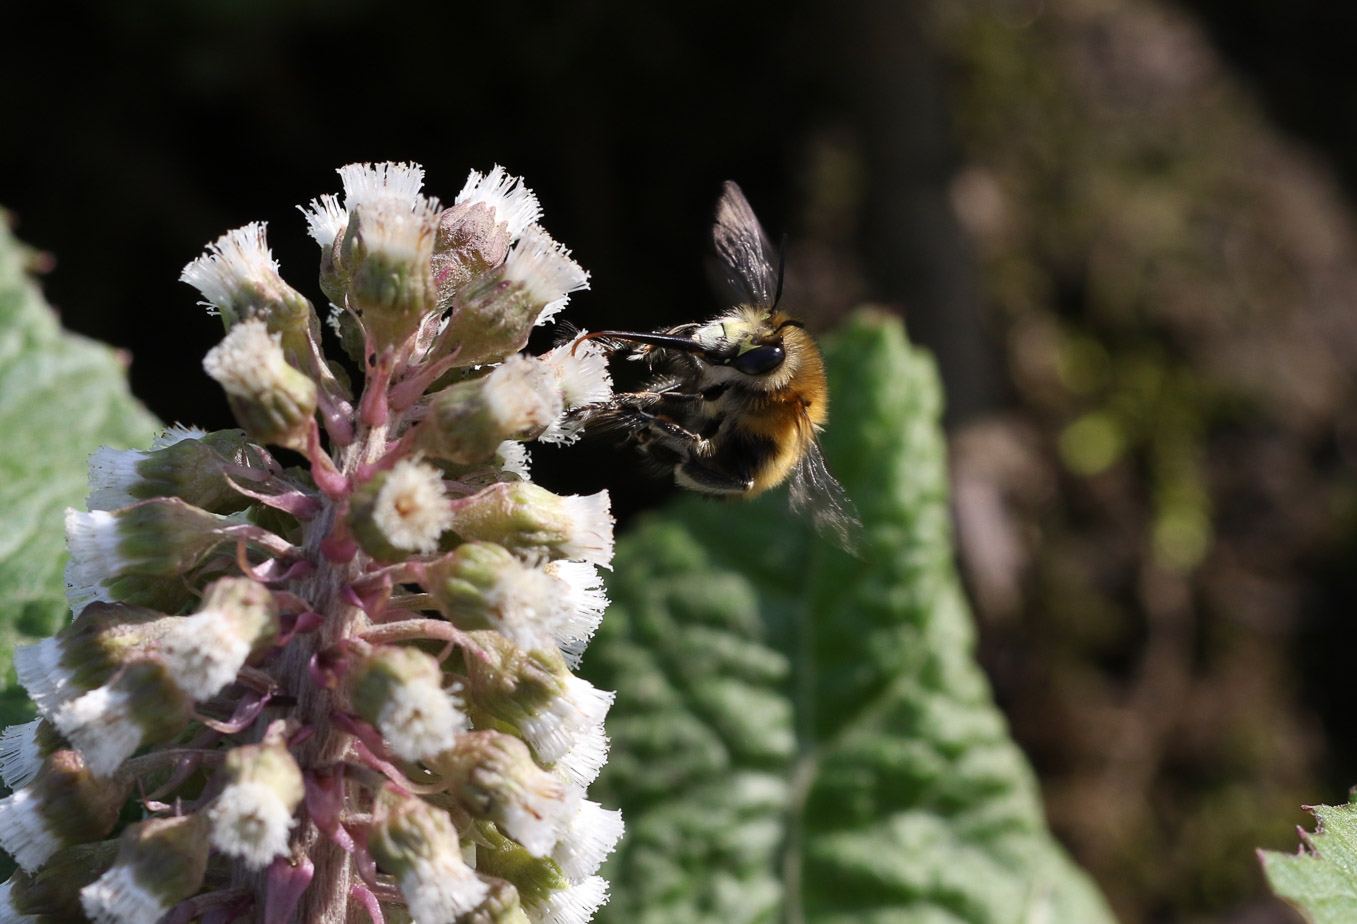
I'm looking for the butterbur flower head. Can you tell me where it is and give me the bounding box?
[206,727,303,869]
[203,319,319,451]
[348,457,452,561]
[369,789,490,921]
[86,427,263,514]
[449,482,615,567]
[430,730,581,857]
[416,355,564,464]
[425,541,565,649]
[180,222,315,339]
[349,643,467,761]
[158,576,279,701]
[79,814,210,924]
[6,162,619,923]
[0,750,129,872]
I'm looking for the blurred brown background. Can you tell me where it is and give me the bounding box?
[3,1,1354,920]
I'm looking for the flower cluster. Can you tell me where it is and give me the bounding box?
[0,163,623,923]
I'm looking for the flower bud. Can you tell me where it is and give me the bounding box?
[463,636,613,780]
[431,166,541,302]
[203,319,318,451]
[441,226,588,367]
[449,483,614,568]
[429,730,580,857]
[207,730,303,869]
[79,814,211,924]
[3,840,118,919]
[0,750,131,872]
[349,644,467,762]
[51,660,193,777]
[368,789,489,920]
[415,356,563,465]
[424,542,564,650]
[337,162,440,350]
[64,500,252,606]
[179,222,316,343]
[454,875,531,924]
[14,602,166,715]
[347,458,452,562]
[87,426,267,514]
[159,576,279,701]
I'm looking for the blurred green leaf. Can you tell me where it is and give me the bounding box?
[1262,802,1357,923]
[585,310,1113,923]
[0,213,158,722]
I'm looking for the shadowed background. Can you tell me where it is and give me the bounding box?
[4,1,1356,920]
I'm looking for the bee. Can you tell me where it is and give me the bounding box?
[570,181,862,553]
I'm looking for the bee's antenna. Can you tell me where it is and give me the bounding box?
[773,233,788,309]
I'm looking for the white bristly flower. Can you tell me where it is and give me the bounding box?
[370,795,488,921]
[50,688,143,779]
[0,720,47,791]
[178,222,279,316]
[299,193,348,249]
[543,561,609,669]
[207,781,296,869]
[483,355,565,440]
[455,165,542,242]
[202,319,294,395]
[552,722,611,788]
[502,226,589,327]
[80,863,166,924]
[519,675,615,769]
[551,801,625,882]
[373,458,452,555]
[556,492,615,568]
[12,637,70,714]
[525,875,609,924]
[496,440,531,480]
[0,789,57,873]
[340,161,427,211]
[377,678,466,763]
[537,338,613,445]
[62,510,124,607]
[159,611,251,701]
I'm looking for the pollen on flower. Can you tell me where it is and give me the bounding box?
[373,458,452,554]
[376,675,467,762]
[455,165,543,241]
[179,222,279,316]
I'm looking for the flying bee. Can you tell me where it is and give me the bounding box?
[569,181,863,553]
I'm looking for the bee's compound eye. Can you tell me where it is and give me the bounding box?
[732,344,785,375]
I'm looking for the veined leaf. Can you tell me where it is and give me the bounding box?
[584,309,1113,923]
[1263,802,1357,923]
[0,214,158,724]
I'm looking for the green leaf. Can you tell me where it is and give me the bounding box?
[584,309,1113,923]
[1262,802,1357,923]
[0,213,158,722]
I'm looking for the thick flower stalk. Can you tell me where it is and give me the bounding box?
[0,163,623,923]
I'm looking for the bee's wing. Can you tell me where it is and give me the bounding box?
[788,437,865,556]
[710,181,779,309]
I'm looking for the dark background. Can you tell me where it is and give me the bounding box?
[4,1,1356,920]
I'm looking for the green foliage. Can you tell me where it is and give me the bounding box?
[0,215,158,725]
[584,310,1113,923]
[1263,802,1357,924]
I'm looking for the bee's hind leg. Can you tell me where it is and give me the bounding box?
[673,460,754,496]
